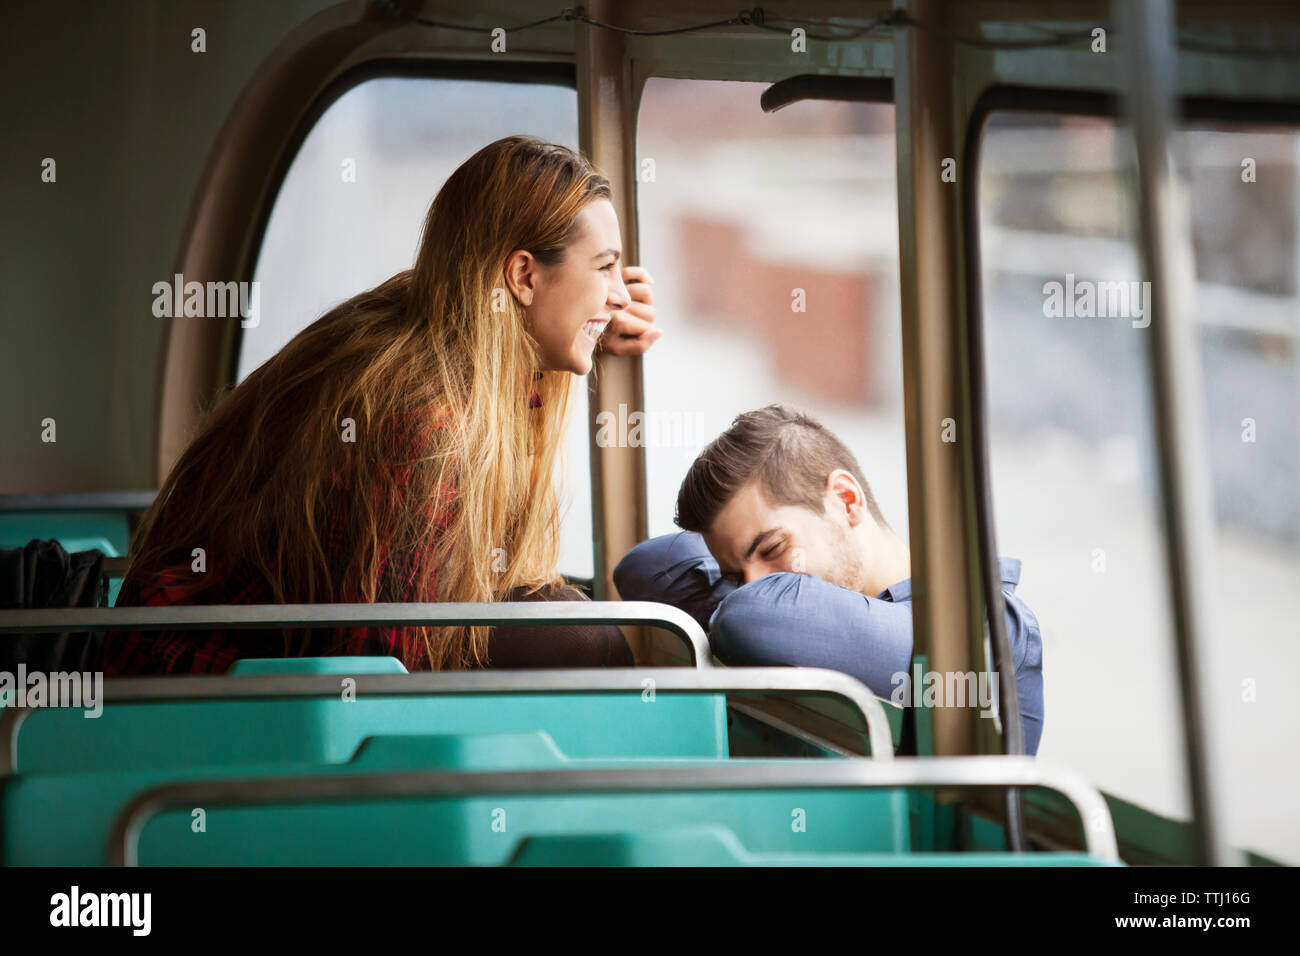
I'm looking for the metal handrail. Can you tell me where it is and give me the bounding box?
[0,666,897,775]
[0,600,711,667]
[106,755,1119,866]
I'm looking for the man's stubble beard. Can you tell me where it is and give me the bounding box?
[823,520,871,595]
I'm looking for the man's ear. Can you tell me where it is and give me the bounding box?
[826,469,869,527]
[503,250,538,308]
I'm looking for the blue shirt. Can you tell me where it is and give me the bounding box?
[614,532,1044,755]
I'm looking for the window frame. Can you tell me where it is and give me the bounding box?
[629,70,911,749]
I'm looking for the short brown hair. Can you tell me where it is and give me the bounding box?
[675,405,886,534]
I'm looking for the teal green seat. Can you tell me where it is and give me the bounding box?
[2,730,577,865]
[3,657,922,866]
[228,657,408,676]
[509,827,1117,866]
[0,510,131,557]
[9,658,729,774]
[128,759,908,866]
[3,737,909,865]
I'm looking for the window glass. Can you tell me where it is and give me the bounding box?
[980,110,1190,827]
[1178,121,1300,865]
[241,77,593,578]
[636,78,908,544]
[980,111,1299,864]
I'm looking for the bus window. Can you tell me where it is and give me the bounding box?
[980,110,1300,864]
[635,78,906,543]
[978,111,1193,828]
[1176,120,1300,865]
[239,76,594,580]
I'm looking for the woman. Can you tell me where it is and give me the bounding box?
[102,136,661,675]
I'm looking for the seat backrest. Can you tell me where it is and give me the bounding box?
[0,730,573,865]
[228,656,408,675]
[0,509,131,558]
[7,658,729,774]
[3,741,905,866]
[128,767,910,866]
[107,755,1118,867]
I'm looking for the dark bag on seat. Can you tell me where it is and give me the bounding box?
[0,539,104,673]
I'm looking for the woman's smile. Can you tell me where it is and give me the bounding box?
[579,318,609,346]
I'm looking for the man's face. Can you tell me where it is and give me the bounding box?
[703,477,870,593]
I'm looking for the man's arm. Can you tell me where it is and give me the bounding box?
[616,532,912,695]
[613,532,737,632]
[616,531,1043,755]
[708,571,914,701]
[719,574,1044,754]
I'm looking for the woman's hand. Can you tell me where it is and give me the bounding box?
[601,266,663,356]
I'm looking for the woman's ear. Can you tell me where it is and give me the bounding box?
[504,250,537,308]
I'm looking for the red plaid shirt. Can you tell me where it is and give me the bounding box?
[101,392,542,676]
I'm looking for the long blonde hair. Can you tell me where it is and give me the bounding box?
[129,136,610,669]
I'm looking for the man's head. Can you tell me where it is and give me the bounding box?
[676,405,904,595]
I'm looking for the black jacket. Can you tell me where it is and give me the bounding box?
[0,539,103,673]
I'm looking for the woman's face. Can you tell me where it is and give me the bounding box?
[510,198,631,375]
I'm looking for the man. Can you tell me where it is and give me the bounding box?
[614,404,1044,754]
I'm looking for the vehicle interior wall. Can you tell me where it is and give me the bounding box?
[0,0,344,495]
